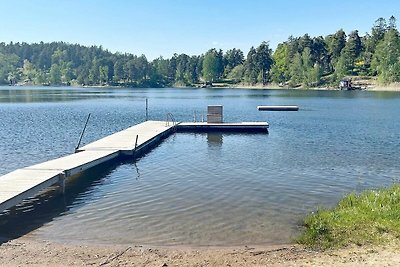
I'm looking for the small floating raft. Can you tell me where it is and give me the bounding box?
[257,105,299,111]
[177,122,269,133]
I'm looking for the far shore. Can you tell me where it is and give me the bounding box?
[225,82,400,92]
[3,82,400,92]
[1,235,400,266]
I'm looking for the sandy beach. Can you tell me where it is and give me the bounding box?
[0,236,399,266]
[368,85,400,91]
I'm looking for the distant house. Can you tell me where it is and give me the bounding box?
[339,79,352,90]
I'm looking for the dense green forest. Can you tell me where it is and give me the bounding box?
[0,16,399,88]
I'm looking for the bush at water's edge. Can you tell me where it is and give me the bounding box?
[297,184,400,250]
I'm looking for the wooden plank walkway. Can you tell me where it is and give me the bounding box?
[79,120,174,154]
[0,121,175,213]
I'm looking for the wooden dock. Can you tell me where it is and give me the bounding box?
[0,121,175,213]
[0,119,268,213]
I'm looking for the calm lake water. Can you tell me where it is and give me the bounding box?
[0,86,399,246]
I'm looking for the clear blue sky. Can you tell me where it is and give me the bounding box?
[1,0,399,59]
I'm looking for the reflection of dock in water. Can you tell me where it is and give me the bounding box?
[207,133,223,146]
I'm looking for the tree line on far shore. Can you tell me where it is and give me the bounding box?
[0,16,399,88]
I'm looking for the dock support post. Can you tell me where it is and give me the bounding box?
[58,174,66,194]
[134,135,138,151]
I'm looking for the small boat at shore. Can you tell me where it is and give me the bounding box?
[339,78,365,90]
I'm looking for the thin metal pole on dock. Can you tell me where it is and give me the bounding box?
[75,113,91,153]
[145,98,148,121]
[134,135,139,151]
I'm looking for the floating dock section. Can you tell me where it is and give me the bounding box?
[177,122,269,132]
[257,105,299,111]
[0,119,268,213]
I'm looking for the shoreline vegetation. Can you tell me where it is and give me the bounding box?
[2,16,400,92]
[298,185,400,250]
[6,79,400,92]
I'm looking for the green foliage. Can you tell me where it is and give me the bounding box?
[372,29,400,84]
[33,70,47,85]
[298,184,400,250]
[186,55,202,84]
[335,30,363,76]
[310,63,323,86]
[0,16,399,88]
[255,41,273,85]
[113,59,125,82]
[244,47,258,84]
[326,29,347,64]
[345,30,362,62]
[227,64,244,82]
[173,53,202,85]
[302,48,318,86]
[202,49,220,82]
[311,36,330,73]
[223,48,244,75]
[22,59,37,82]
[49,63,61,84]
[289,53,303,86]
[271,43,289,83]
[334,52,353,81]
[371,17,387,46]
[280,16,399,87]
[0,52,20,84]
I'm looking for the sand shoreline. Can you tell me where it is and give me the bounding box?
[1,235,400,266]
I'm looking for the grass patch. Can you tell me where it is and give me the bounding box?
[297,184,400,250]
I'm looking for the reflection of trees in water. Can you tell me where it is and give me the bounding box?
[0,89,114,103]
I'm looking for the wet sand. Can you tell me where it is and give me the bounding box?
[1,236,400,266]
